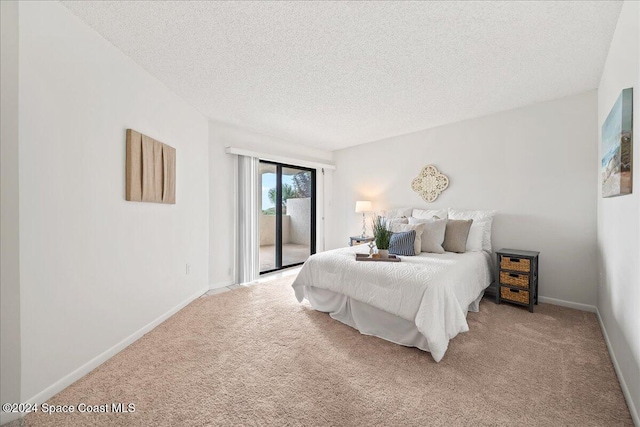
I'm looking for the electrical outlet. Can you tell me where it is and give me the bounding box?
[186,263,191,275]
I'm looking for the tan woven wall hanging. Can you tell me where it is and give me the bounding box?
[411,165,449,202]
[126,129,176,204]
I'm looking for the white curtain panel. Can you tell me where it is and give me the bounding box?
[237,155,260,284]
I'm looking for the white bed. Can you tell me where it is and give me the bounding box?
[292,245,493,362]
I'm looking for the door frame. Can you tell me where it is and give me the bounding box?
[259,160,316,274]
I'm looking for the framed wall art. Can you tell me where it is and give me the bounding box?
[602,88,633,198]
[126,129,176,204]
[411,164,449,202]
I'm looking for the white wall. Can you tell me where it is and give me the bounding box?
[597,1,640,423]
[18,1,209,403]
[208,120,332,288]
[330,91,598,307]
[0,1,21,424]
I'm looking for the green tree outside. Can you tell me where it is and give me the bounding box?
[263,172,311,215]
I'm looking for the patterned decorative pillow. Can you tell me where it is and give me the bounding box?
[388,230,417,256]
[389,223,425,255]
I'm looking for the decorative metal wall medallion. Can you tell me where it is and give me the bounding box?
[411,165,449,202]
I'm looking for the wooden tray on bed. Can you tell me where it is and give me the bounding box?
[355,253,401,262]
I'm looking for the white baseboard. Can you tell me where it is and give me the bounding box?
[596,308,639,427]
[210,279,235,290]
[538,296,597,313]
[21,286,207,412]
[0,410,20,426]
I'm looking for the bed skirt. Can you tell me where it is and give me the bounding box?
[297,286,484,355]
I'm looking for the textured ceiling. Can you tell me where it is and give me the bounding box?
[62,1,622,151]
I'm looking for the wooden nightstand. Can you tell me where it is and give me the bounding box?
[496,249,539,313]
[350,236,374,247]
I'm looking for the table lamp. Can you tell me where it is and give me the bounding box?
[355,201,373,237]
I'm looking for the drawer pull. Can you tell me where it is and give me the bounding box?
[509,273,519,278]
[511,259,520,263]
[510,289,520,293]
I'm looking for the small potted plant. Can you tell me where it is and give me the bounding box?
[371,214,392,257]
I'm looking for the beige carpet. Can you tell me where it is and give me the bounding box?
[16,276,632,426]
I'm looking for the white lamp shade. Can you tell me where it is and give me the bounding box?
[355,201,373,213]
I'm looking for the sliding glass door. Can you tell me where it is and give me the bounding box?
[259,161,316,274]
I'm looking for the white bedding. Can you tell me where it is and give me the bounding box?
[292,245,492,362]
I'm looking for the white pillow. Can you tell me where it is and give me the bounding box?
[390,223,425,255]
[408,217,446,254]
[384,208,413,219]
[412,208,448,220]
[464,219,485,252]
[386,217,408,227]
[448,209,496,252]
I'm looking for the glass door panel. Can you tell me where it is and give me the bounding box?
[259,163,277,273]
[281,167,312,268]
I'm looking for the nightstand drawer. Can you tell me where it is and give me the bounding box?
[499,271,529,288]
[500,256,531,272]
[500,287,530,305]
[352,240,367,246]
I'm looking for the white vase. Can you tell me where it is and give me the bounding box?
[378,249,389,258]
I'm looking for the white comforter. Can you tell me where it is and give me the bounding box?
[292,246,492,362]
